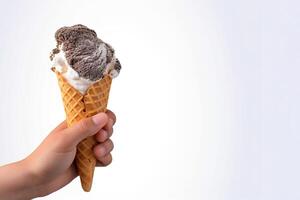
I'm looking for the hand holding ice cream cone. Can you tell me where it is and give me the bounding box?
[0,111,116,198]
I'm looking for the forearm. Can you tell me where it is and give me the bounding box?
[0,159,38,200]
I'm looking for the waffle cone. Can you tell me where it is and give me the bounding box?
[53,68,112,192]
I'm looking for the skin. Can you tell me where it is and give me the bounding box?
[0,110,116,199]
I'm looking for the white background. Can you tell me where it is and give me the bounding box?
[0,0,299,199]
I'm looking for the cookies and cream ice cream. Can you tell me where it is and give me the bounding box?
[50,24,121,94]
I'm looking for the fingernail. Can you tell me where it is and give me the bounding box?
[92,113,106,125]
[109,118,114,125]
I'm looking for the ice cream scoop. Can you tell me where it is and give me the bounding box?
[50,24,121,94]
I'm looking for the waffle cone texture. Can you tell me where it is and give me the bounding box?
[52,68,112,192]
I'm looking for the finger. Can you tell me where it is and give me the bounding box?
[104,119,114,137]
[60,113,108,148]
[106,109,116,125]
[96,153,112,166]
[93,139,114,159]
[96,161,105,167]
[107,126,113,138]
[95,129,108,143]
[95,121,114,143]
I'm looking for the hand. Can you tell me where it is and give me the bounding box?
[0,110,116,199]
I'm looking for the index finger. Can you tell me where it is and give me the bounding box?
[106,109,116,125]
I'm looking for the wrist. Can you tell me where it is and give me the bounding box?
[0,159,39,200]
[17,158,43,199]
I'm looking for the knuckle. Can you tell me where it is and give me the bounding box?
[101,129,108,138]
[103,154,112,166]
[107,110,116,124]
[109,140,114,151]
[95,145,105,158]
[106,120,113,131]
[106,127,112,137]
[106,139,114,151]
[111,113,116,124]
[97,130,108,142]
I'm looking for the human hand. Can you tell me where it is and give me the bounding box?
[0,110,116,199]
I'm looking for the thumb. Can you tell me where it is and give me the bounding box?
[60,113,108,148]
